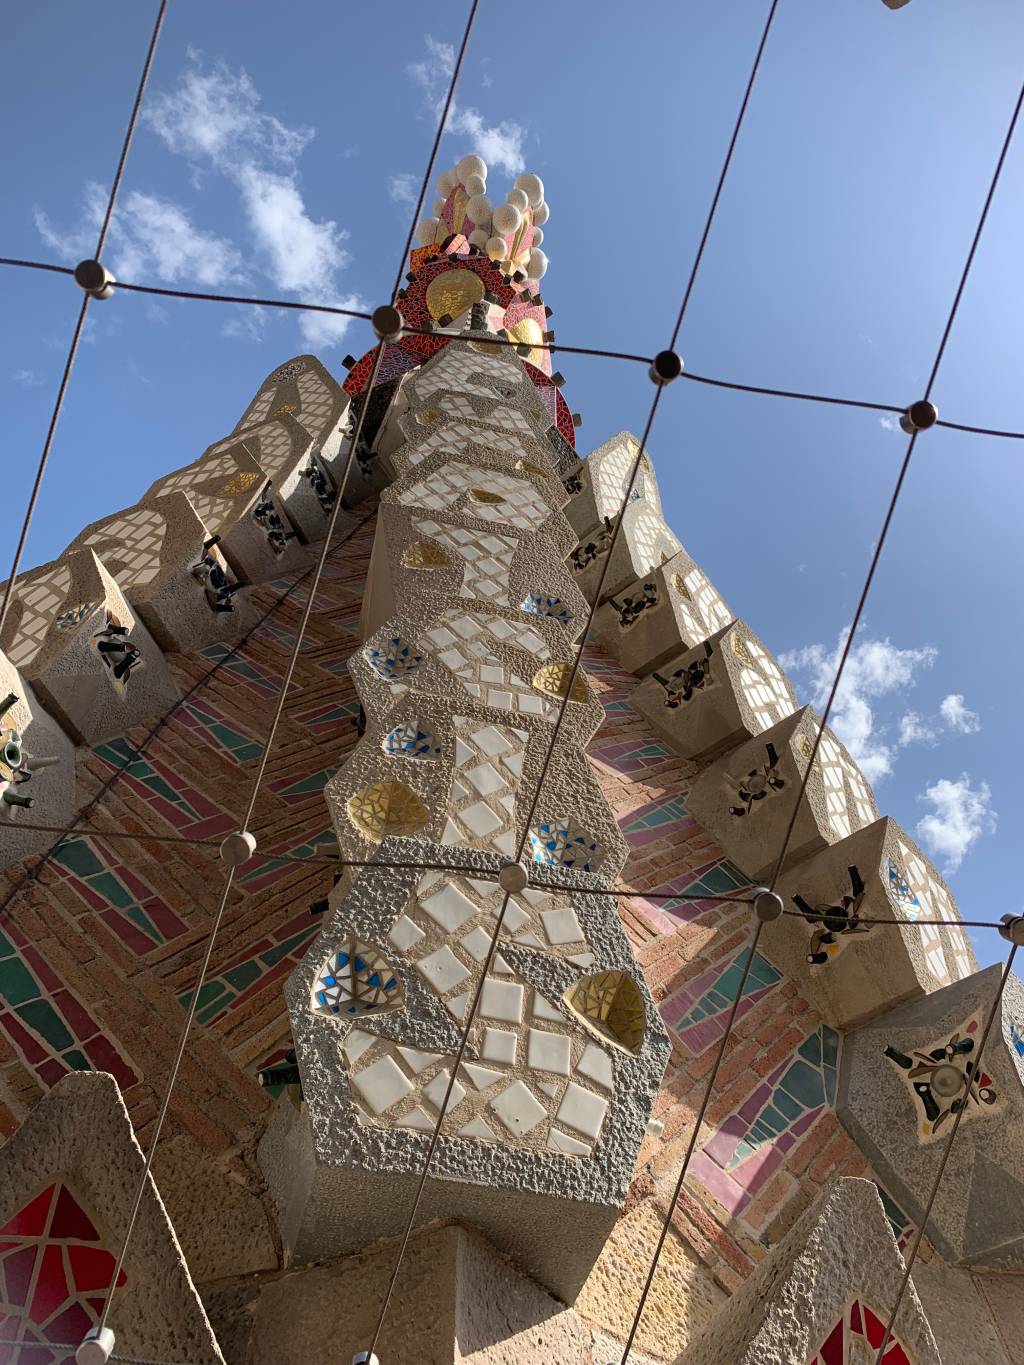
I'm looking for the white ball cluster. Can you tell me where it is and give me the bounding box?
[492,202,522,235]
[416,216,440,245]
[515,172,544,207]
[457,154,487,183]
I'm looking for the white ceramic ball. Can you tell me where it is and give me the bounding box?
[432,198,445,217]
[492,202,522,234]
[532,200,550,225]
[416,217,440,245]
[457,154,487,183]
[468,228,490,247]
[438,169,457,196]
[530,226,543,246]
[516,172,545,207]
[485,236,507,261]
[507,187,529,212]
[464,173,486,196]
[466,193,491,225]
[526,248,548,279]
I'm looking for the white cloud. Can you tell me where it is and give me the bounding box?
[879,414,899,431]
[780,631,937,783]
[916,773,996,873]
[407,35,528,175]
[387,172,419,205]
[223,305,267,342]
[35,181,244,288]
[939,693,981,734]
[898,711,937,747]
[11,369,41,387]
[34,50,363,350]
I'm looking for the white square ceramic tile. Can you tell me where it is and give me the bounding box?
[446,991,469,1021]
[397,1046,441,1075]
[416,944,471,994]
[556,1082,609,1141]
[533,992,563,1022]
[388,915,424,951]
[489,1080,548,1136]
[398,1105,435,1131]
[471,724,512,756]
[494,828,517,854]
[351,1055,413,1115]
[487,688,514,711]
[441,817,465,844]
[460,926,493,961]
[576,1042,614,1090]
[458,1115,499,1140]
[541,906,585,946]
[461,1062,505,1091]
[502,751,524,776]
[454,736,474,764]
[465,761,507,796]
[343,1029,377,1065]
[480,978,524,1023]
[547,1127,590,1156]
[515,929,545,949]
[481,1027,518,1065]
[423,1068,466,1114]
[459,801,504,836]
[420,882,478,932]
[527,1028,572,1075]
[502,902,528,933]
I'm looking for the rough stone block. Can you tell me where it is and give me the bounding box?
[561,433,682,605]
[0,648,76,867]
[687,707,878,882]
[838,964,1024,1270]
[591,549,733,677]
[264,840,670,1304]
[765,816,977,1028]
[144,442,311,585]
[672,1178,941,1365]
[0,549,180,746]
[631,621,797,763]
[233,353,352,472]
[0,1071,223,1362]
[65,491,260,653]
[202,1221,593,1365]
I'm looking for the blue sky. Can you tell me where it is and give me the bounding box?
[4,1,1022,965]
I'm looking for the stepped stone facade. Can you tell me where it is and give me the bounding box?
[0,157,1020,1364]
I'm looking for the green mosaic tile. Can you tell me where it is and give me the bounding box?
[17,1000,74,1051]
[778,1058,823,1109]
[53,839,104,877]
[63,1050,90,1071]
[89,871,135,910]
[224,961,262,992]
[0,957,41,1007]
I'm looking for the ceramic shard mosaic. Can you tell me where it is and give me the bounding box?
[312,941,403,1017]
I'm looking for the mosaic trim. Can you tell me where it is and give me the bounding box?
[0,1182,128,1355]
[662,949,783,1054]
[691,1026,839,1216]
[807,1298,914,1365]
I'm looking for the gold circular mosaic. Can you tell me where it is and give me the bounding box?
[424,268,485,322]
[402,540,451,570]
[564,970,646,1055]
[218,470,263,496]
[346,781,429,842]
[505,315,544,365]
[730,632,752,664]
[531,662,589,703]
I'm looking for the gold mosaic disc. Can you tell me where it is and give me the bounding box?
[402,540,451,570]
[531,662,589,703]
[346,781,429,842]
[218,470,263,496]
[424,268,485,322]
[505,316,544,366]
[564,970,646,1054]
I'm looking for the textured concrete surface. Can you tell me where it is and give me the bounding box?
[838,965,1024,1269]
[972,1271,1024,1364]
[766,816,977,1028]
[672,1179,940,1365]
[688,706,878,882]
[201,1221,593,1365]
[576,1200,726,1362]
[0,1072,223,1363]
[0,647,76,867]
[630,620,796,763]
[912,1258,1011,1365]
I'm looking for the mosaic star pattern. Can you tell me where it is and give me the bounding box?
[312,941,403,1017]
